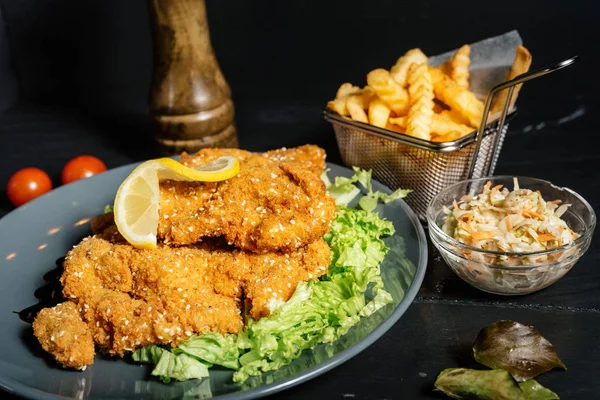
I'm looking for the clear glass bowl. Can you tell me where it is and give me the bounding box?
[426,176,596,295]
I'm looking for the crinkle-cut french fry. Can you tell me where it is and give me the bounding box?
[327,99,349,116]
[439,109,471,126]
[429,66,484,128]
[327,84,368,117]
[368,98,391,128]
[436,60,451,76]
[431,130,463,142]
[390,48,428,87]
[450,44,471,89]
[490,45,532,116]
[431,113,474,136]
[366,69,409,114]
[389,116,407,128]
[336,83,361,99]
[405,63,434,141]
[346,90,373,123]
[433,102,447,113]
[385,122,406,134]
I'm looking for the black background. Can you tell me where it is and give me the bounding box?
[0,1,599,399]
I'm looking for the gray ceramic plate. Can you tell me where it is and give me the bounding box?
[0,162,427,400]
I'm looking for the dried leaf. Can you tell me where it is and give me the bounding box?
[473,320,566,382]
[519,380,560,399]
[434,368,525,400]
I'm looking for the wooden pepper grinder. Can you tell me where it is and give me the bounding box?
[148,0,238,154]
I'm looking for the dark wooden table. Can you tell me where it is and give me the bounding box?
[0,1,598,398]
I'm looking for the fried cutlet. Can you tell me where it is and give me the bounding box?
[33,233,330,369]
[157,145,337,253]
[32,302,94,370]
[179,144,327,175]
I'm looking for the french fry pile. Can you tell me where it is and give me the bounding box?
[327,45,532,142]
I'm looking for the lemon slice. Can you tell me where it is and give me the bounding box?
[113,156,239,249]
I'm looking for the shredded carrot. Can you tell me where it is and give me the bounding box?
[443,177,580,261]
[471,231,496,241]
[537,233,556,242]
[551,199,562,204]
[490,184,503,196]
[522,210,544,220]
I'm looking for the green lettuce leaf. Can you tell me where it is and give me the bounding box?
[132,345,210,383]
[177,332,241,370]
[132,169,407,384]
[324,167,410,210]
[325,175,362,206]
[232,206,395,382]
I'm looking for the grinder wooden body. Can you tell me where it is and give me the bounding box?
[148,0,238,153]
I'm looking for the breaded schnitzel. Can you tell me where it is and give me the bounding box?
[32,144,337,371]
[33,232,330,369]
[157,145,337,253]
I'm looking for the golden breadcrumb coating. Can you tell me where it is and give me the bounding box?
[158,145,336,253]
[32,302,95,370]
[34,231,330,368]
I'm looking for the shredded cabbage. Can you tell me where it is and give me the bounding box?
[442,178,579,266]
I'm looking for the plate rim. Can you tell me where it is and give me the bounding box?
[0,161,428,400]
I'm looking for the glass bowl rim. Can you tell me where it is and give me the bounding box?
[427,175,597,260]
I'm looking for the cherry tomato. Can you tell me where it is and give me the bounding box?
[61,155,107,184]
[7,168,53,207]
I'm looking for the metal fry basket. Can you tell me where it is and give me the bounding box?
[325,56,578,220]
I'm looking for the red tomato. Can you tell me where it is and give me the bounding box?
[7,168,53,207]
[61,155,107,184]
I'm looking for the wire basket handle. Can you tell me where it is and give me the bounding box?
[468,55,579,178]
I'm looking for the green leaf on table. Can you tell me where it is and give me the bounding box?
[473,320,566,382]
[434,368,525,400]
[519,379,560,399]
